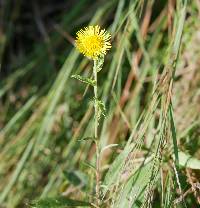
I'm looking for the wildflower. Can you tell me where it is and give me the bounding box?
[75,25,111,59]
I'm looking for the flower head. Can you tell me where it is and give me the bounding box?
[75,25,111,59]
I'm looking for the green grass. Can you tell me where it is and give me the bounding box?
[0,0,200,207]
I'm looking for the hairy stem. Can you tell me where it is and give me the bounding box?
[93,59,100,207]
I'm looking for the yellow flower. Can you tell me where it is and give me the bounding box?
[75,25,111,59]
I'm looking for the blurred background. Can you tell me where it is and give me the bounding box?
[0,0,200,207]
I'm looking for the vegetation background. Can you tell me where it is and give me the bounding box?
[0,0,200,207]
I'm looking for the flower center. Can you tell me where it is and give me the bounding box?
[82,35,103,54]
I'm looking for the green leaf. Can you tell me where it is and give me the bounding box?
[116,161,153,208]
[93,98,106,119]
[31,196,91,208]
[103,144,133,194]
[97,100,106,117]
[63,170,89,188]
[175,151,200,170]
[71,74,96,86]
[96,55,104,72]
[63,171,82,186]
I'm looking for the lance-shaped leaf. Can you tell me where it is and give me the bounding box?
[96,55,104,72]
[93,97,106,119]
[71,74,96,86]
[97,99,106,117]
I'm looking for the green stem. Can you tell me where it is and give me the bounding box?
[94,60,98,140]
[93,59,100,207]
